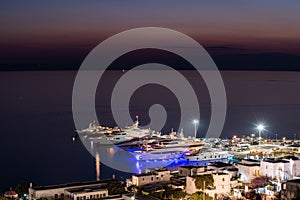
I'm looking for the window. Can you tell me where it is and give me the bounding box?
[222,178,225,181]
[161,174,163,177]
[54,194,58,199]
[151,177,154,181]
[282,183,286,190]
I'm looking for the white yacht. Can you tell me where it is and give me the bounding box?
[76,121,115,134]
[154,129,204,151]
[91,116,152,145]
[120,116,151,136]
[132,147,190,161]
[185,148,229,162]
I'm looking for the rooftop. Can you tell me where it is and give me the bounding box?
[262,158,289,163]
[179,165,205,169]
[286,179,300,184]
[238,163,260,167]
[208,162,233,168]
[282,156,299,160]
[242,158,260,163]
[67,186,107,194]
[133,170,169,177]
[191,172,228,177]
[32,180,110,191]
[262,156,299,163]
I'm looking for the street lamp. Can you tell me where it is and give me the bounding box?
[283,137,286,143]
[193,120,199,138]
[257,124,265,145]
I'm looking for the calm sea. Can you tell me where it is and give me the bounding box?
[0,70,300,192]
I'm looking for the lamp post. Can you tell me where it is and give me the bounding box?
[193,120,199,138]
[257,124,265,145]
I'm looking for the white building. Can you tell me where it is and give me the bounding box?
[29,181,108,200]
[260,156,300,182]
[65,187,108,200]
[129,169,171,186]
[178,166,205,177]
[185,172,231,198]
[233,186,249,199]
[237,159,260,182]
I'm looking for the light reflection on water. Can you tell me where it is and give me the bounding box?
[88,140,229,175]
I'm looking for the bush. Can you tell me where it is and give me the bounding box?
[106,180,125,195]
[190,192,213,200]
[194,174,214,189]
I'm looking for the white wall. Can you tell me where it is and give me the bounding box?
[29,183,106,200]
[238,164,260,182]
[132,170,171,186]
[185,173,230,198]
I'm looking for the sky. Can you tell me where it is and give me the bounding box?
[1,1,300,189]
[0,0,300,70]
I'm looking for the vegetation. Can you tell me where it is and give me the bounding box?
[231,174,241,181]
[106,180,126,195]
[272,151,293,158]
[252,177,268,188]
[150,185,186,199]
[190,192,213,200]
[172,188,186,199]
[194,174,214,190]
[15,182,33,199]
[262,181,274,187]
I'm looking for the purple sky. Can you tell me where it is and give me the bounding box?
[1,1,300,189]
[1,1,300,70]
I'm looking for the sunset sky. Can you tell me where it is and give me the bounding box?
[1,0,300,70]
[1,1,300,189]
